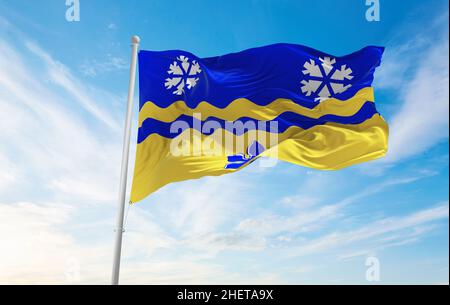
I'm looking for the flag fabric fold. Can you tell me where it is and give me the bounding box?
[130,43,388,203]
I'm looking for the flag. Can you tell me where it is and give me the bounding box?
[130,43,388,203]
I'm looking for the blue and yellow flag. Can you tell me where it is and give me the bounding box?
[130,43,388,203]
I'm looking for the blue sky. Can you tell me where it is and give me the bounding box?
[0,0,448,284]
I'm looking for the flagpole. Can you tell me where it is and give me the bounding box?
[111,35,140,285]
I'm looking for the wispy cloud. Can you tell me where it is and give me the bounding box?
[288,202,448,258]
[235,171,436,241]
[0,202,76,284]
[376,14,449,164]
[108,23,118,30]
[80,54,128,77]
[0,154,17,191]
[0,27,122,204]
[25,42,121,131]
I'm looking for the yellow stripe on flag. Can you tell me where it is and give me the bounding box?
[130,113,388,203]
[138,87,375,127]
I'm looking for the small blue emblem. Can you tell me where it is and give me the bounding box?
[225,141,266,169]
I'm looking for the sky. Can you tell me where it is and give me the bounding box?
[0,0,448,284]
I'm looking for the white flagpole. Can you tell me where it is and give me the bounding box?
[111,35,140,285]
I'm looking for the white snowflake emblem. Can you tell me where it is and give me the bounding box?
[164,55,202,95]
[300,56,354,101]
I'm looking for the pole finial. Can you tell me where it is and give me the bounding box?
[131,35,141,45]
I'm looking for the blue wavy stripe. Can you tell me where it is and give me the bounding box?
[139,44,384,110]
[137,101,378,143]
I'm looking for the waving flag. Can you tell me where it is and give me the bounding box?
[130,43,388,203]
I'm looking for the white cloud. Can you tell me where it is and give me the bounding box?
[108,23,118,30]
[0,25,129,282]
[288,202,449,257]
[376,17,449,163]
[0,154,18,191]
[0,202,76,284]
[235,172,434,240]
[155,176,252,237]
[279,195,319,209]
[237,204,340,237]
[25,42,121,131]
[0,35,123,204]
[80,54,128,77]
